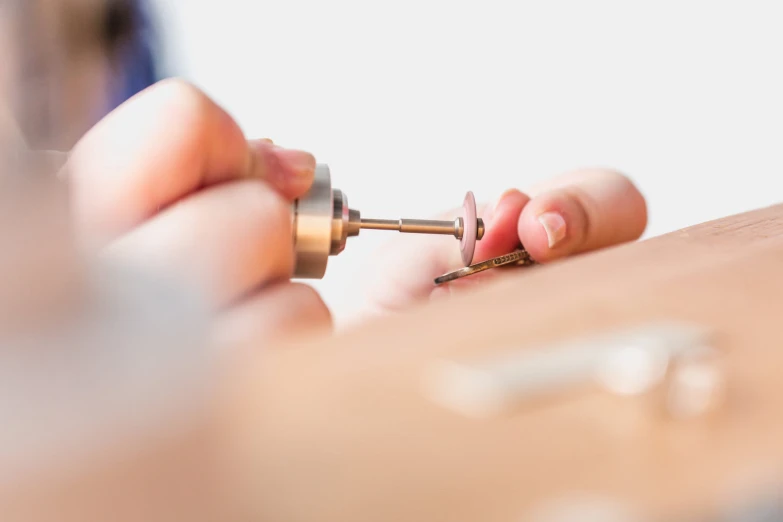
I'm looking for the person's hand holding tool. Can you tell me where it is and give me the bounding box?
[64,79,332,344]
[59,77,648,342]
[362,169,648,313]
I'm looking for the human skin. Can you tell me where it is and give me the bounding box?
[61,78,647,343]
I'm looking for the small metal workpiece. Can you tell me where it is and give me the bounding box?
[434,249,536,285]
[291,164,485,279]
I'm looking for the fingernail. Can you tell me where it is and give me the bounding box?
[538,211,567,248]
[484,189,518,227]
[274,148,316,177]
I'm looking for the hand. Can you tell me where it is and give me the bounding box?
[361,169,647,313]
[64,79,332,344]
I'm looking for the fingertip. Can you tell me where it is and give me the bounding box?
[248,140,316,200]
[576,168,648,236]
[473,189,530,260]
[274,147,316,188]
[482,189,529,229]
[276,282,333,335]
[518,169,648,262]
[620,174,648,237]
[518,210,554,263]
[214,282,333,349]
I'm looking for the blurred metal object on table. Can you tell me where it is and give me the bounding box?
[422,321,724,420]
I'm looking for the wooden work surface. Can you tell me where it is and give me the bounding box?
[227,204,783,521]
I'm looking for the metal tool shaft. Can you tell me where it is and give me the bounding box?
[360,218,484,240]
[361,218,459,236]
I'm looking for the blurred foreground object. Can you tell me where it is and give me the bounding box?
[230,203,783,521]
[422,321,724,420]
[0,2,231,521]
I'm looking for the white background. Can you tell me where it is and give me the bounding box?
[150,0,783,320]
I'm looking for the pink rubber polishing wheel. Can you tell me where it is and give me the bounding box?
[460,191,478,266]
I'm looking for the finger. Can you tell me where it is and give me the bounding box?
[103,180,292,309]
[248,138,316,197]
[518,168,647,262]
[66,78,315,247]
[473,189,531,261]
[424,190,533,302]
[213,282,332,349]
[362,189,530,312]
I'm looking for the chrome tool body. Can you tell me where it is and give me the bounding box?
[291,164,485,279]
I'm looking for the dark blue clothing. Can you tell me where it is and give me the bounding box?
[107,0,161,111]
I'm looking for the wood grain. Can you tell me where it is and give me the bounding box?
[225,203,783,521]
